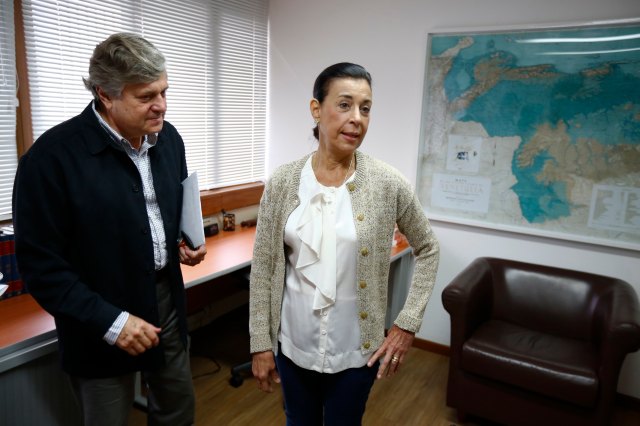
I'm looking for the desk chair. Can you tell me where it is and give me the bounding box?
[229,267,253,387]
[229,361,252,387]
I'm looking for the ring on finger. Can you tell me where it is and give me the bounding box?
[391,355,399,363]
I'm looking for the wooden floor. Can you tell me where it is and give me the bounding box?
[129,306,640,425]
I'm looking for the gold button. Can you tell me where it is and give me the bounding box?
[363,342,370,349]
[347,183,356,192]
[359,280,367,289]
[356,213,364,221]
[360,311,368,320]
[360,247,369,256]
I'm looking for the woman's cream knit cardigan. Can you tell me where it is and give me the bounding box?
[249,150,440,356]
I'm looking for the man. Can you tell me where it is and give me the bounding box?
[12,33,206,425]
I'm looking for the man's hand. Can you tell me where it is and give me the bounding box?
[179,243,207,266]
[115,314,161,356]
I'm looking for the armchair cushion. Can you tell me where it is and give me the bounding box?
[462,319,597,407]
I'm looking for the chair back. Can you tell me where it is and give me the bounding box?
[488,258,613,341]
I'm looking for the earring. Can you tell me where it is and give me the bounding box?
[314,118,319,125]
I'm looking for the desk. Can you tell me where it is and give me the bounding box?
[181,226,255,288]
[0,293,75,424]
[0,292,56,360]
[1,226,410,352]
[0,226,412,425]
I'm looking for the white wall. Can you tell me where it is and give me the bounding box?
[268,0,640,398]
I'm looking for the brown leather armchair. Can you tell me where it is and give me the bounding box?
[442,257,640,426]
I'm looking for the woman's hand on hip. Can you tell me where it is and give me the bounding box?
[367,325,415,379]
[252,350,280,393]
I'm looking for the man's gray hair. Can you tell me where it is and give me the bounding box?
[83,33,166,102]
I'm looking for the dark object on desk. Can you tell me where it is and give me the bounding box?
[223,212,235,231]
[0,234,24,300]
[240,219,257,228]
[204,223,219,237]
[442,257,640,426]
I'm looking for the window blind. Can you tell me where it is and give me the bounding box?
[0,1,17,220]
[21,0,267,191]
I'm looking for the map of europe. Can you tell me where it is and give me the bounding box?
[417,24,640,249]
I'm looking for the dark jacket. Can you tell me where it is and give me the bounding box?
[13,103,188,378]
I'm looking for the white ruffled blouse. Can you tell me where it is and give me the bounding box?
[279,156,368,373]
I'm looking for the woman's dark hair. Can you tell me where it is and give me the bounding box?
[312,62,372,140]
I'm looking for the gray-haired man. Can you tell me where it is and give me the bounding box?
[13,33,206,425]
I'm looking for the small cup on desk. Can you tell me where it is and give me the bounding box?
[223,212,236,231]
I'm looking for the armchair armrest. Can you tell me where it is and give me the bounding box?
[596,278,640,369]
[442,257,495,349]
[589,278,640,410]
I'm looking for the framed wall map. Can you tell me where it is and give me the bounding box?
[417,20,640,251]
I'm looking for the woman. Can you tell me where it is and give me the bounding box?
[249,62,440,425]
